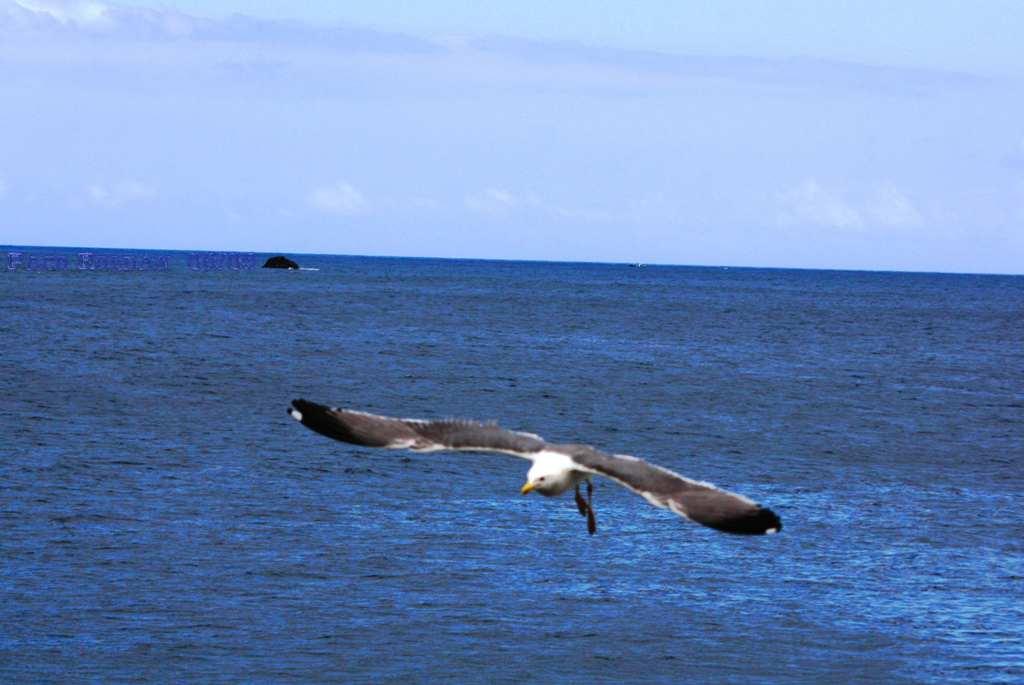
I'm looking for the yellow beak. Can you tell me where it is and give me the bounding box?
[520,482,535,495]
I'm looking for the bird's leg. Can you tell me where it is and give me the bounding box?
[586,478,597,535]
[574,484,588,516]
[574,480,597,534]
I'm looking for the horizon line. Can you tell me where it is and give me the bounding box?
[1,243,1019,278]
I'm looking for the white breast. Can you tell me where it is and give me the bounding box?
[528,450,584,495]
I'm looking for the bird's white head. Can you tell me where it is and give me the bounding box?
[520,451,577,496]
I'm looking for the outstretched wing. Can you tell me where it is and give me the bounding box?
[288,400,782,535]
[289,399,547,458]
[566,445,782,535]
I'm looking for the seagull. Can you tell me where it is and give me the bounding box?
[288,399,782,536]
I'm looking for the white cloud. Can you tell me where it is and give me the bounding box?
[87,179,155,208]
[551,205,616,223]
[1004,136,1024,171]
[465,187,521,215]
[14,1,112,27]
[6,0,438,52]
[408,196,440,210]
[867,186,923,227]
[1,0,985,106]
[307,181,366,215]
[464,186,614,223]
[777,179,924,230]
[777,179,863,230]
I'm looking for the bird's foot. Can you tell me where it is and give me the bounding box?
[589,479,598,532]
[574,485,588,516]
[581,480,596,534]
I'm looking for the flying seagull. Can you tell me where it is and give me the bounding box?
[288,399,782,536]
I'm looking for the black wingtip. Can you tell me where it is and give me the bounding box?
[290,398,327,418]
[761,507,782,535]
[744,507,782,535]
[288,398,395,447]
[709,506,782,535]
[288,398,329,429]
[288,398,306,419]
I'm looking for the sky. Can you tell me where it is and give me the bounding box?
[1,0,1023,273]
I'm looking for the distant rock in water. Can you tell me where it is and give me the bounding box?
[263,256,299,269]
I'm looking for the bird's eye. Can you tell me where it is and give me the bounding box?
[538,477,546,482]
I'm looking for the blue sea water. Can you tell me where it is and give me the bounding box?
[1,247,1022,683]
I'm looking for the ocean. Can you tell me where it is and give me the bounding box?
[2,247,1022,683]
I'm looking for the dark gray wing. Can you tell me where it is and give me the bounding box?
[289,399,547,458]
[565,445,782,535]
